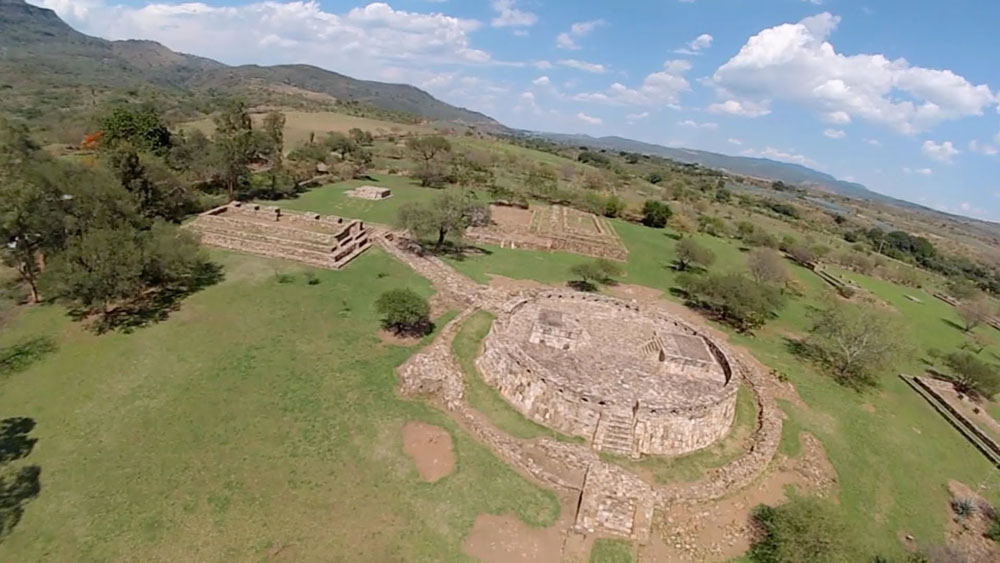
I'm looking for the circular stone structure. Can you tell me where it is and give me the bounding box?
[477,291,738,458]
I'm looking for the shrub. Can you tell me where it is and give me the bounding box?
[950,497,977,519]
[375,288,432,336]
[675,238,715,271]
[944,351,1000,398]
[569,259,624,291]
[641,200,672,228]
[678,272,785,332]
[749,497,857,563]
[603,195,626,218]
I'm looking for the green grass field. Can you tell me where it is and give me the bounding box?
[0,249,559,561]
[589,538,634,563]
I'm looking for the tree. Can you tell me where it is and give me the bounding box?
[212,100,256,201]
[678,272,785,332]
[262,111,286,169]
[956,297,994,332]
[803,300,906,389]
[603,195,625,218]
[525,164,558,199]
[947,279,981,301]
[748,248,790,286]
[45,227,145,314]
[675,238,715,271]
[944,351,1000,399]
[749,497,857,563]
[99,104,172,155]
[641,200,672,228]
[0,121,69,303]
[397,190,489,249]
[375,288,431,336]
[569,259,624,291]
[670,213,697,235]
[787,244,816,268]
[348,128,374,146]
[407,135,452,187]
[107,149,193,222]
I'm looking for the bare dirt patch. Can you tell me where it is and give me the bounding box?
[401,422,455,482]
[487,275,548,294]
[462,514,564,563]
[942,480,998,563]
[608,283,664,303]
[643,432,838,562]
[861,403,877,413]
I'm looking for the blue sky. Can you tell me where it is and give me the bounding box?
[37,0,1000,219]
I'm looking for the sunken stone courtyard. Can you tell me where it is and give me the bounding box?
[478,292,738,458]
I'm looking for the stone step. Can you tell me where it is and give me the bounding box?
[192,222,342,254]
[198,232,371,270]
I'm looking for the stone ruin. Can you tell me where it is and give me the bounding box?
[477,291,738,459]
[186,203,371,269]
[347,185,393,200]
[467,204,628,261]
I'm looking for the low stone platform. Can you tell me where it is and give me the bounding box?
[186,203,371,269]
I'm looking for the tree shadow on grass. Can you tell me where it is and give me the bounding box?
[426,241,494,262]
[0,337,57,379]
[941,318,967,332]
[71,261,225,335]
[0,417,41,543]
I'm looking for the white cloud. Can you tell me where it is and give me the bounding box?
[577,112,603,125]
[37,0,493,81]
[626,111,650,121]
[573,60,691,107]
[710,12,998,133]
[557,59,608,74]
[728,138,743,146]
[555,19,605,50]
[674,33,713,55]
[742,146,818,167]
[490,0,537,28]
[532,60,553,70]
[707,99,771,117]
[823,111,852,124]
[532,75,551,86]
[513,91,541,114]
[865,138,882,147]
[969,140,999,156]
[823,128,846,139]
[678,119,719,130]
[904,166,934,176]
[921,140,959,163]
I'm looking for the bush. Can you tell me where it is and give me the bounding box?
[675,238,715,271]
[641,200,672,228]
[749,497,857,563]
[803,301,906,389]
[944,351,1000,398]
[375,288,431,336]
[678,271,785,332]
[603,195,626,218]
[950,497,977,518]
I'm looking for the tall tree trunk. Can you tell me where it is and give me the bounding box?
[436,228,447,248]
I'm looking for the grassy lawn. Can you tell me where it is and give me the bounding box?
[452,311,579,443]
[0,249,559,561]
[426,218,1000,557]
[181,111,430,148]
[272,174,441,225]
[590,538,634,563]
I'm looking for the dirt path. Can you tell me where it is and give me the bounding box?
[401,422,455,482]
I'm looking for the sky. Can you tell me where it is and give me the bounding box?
[33,0,1000,220]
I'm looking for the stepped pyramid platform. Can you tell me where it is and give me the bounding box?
[187,203,372,269]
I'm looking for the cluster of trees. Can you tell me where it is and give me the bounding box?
[397,190,491,250]
[288,128,374,183]
[0,118,214,326]
[678,271,786,332]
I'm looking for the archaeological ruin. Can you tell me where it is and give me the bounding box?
[347,185,393,200]
[467,204,628,261]
[477,291,738,458]
[186,202,371,269]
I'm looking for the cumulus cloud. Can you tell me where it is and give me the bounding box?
[678,119,719,129]
[513,91,541,114]
[626,111,650,121]
[574,59,691,107]
[823,128,846,139]
[904,166,934,176]
[557,59,608,74]
[532,75,551,86]
[674,33,713,55]
[707,99,771,117]
[490,0,536,28]
[921,140,959,163]
[555,19,605,50]
[577,112,603,125]
[37,0,493,80]
[742,146,818,167]
[865,138,882,147]
[969,140,999,156]
[728,138,743,146]
[710,12,998,133]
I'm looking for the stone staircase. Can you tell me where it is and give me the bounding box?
[594,411,637,458]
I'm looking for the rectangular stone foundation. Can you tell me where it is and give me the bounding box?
[186,203,371,269]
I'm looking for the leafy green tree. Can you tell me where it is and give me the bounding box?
[603,194,625,218]
[99,104,172,155]
[715,187,732,203]
[45,227,145,314]
[569,259,624,291]
[348,128,374,145]
[675,238,715,271]
[957,297,994,332]
[944,351,1000,398]
[398,190,489,249]
[641,200,672,228]
[262,111,286,169]
[107,149,193,222]
[749,497,857,563]
[645,172,664,185]
[212,100,256,201]
[947,279,981,301]
[375,288,431,336]
[407,135,452,187]
[678,272,785,332]
[748,248,790,286]
[803,301,906,389]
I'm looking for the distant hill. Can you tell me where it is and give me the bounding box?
[530,132,890,202]
[0,0,504,132]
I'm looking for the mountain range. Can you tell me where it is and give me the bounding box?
[0,0,942,213]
